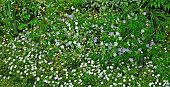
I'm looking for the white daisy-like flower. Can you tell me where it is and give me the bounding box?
[73,40,77,44]
[61,45,64,49]
[116,32,120,36]
[77,43,81,48]
[71,6,75,10]
[75,26,78,29]
[123,20,126,23]
[75,22,78,25]
[141,29,145,34]
[37,77,40,81]
[114,42,118,46]
[76,9,79,12]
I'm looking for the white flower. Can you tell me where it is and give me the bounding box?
[105,43,108,46]
[116,32,120,36]
[100,41,104,45]
[113,53,117,57]
[73,41,77,44]
[114,42,118,46]
[123,20,126,23]
[71,6,75,10]
[77,43,81,48]
[76,9,79,12]
[75,26,78,29]
[118,37,122,40]
[61,45,64,49]
[141,29,145,34]
[149,82,154,86]
[37,77,40,81]
[75,22,78,25]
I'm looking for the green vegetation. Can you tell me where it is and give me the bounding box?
[0,0,170,86]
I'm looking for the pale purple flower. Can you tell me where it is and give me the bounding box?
[118,47,130,55]
[150,41,154,46]
[129,58,134,62]
[65,21,69,25]
[94,37,97,43]
[56,31,60,35]
[109,32,114,36]
[41,34,46,37]
[118,52,123,55]
[143,12,146,15]
[109,42,112,49]
[122,48,130,53]
[67,14,74,19]
[100,26,104,29]
[118,47,122,52]
[138,39,141,43]
[142,37,145,40]
[146,44,149,47]
[61,18,65,22]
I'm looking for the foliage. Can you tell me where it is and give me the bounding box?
[0,0,170,86]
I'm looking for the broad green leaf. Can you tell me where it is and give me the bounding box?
[18,23,27,30]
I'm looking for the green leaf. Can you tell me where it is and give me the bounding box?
[18,23,27,30]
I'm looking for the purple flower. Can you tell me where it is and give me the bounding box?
[94,37,97,43]
[56,31,60,35]
[61,18,65,22]
[150,41,154,46]
[142,37,145,40]
[65,21,69,25]
[109,42,112,49]
[129,58,134,62]
[143,12,146,15]
[68,14,74,19]
[118,52,123,55]
[146,44,149,47]
[118,47,122,52]
[109,32,114,36]
[118,47,130,54]
[122,48,130,53]
[100,26,103,29]
[138,39,141,43]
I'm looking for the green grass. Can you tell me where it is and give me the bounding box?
[0,0,170,87]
